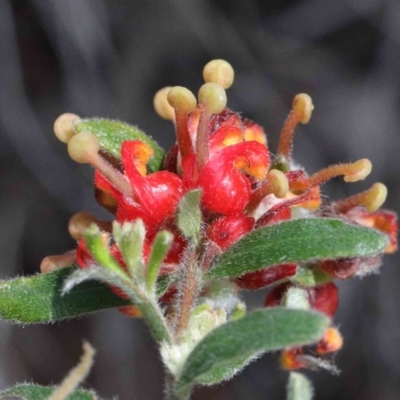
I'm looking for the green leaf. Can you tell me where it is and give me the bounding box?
[177,189,202,244]
[0,267,129,323]
[196,353,257,386]
[0,384,98,400]
[146,230,173,293]
[84,225,128,279]
[286,372,314,400]
[208,218,388,279]
[63,267,172,343]
[75,118,164,173]
[156,275,175,298]
[293,265,333,287]
[113,220,146,278]
[283,287,310,310]
[176,308,329,391]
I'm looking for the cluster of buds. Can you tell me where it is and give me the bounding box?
[44,59,397,373]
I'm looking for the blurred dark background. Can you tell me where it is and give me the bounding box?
[0,0,399,399]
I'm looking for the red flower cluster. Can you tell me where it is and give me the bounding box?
[44,59,397,370]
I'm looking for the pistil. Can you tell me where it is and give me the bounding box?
[277,94,314,161]
[309,159,372,187]
[167,86,197,158]
[334,182,388,213]
[246,169,289,213]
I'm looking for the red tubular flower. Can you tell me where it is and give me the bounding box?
[95,170,154,227]
[198,141,270,215]
[121,141,184,224]
[206,215,255,251]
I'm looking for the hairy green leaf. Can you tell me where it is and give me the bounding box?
[208,218,388,278]
[286,372,314,400]
[146,230,173,293]
[196,353,258,386]
[0,384,98,400]
[176,308,328,391]
[0,267,129,323]
[177,189,202,244]
[75,118,164,172]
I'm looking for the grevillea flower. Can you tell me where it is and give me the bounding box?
[43,59,397,376]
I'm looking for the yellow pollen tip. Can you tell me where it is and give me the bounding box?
[153,87,175,120]
[364,182,388,212]
[68,211,99,241]
[293,93,314,124]
[67,132,100,164]
[316,327,343,355]
[343,159,372,182]
[203,59,234,89]
[198,83,227,114]
[54,113,80,143]
[167,86,197,114]
[268,169,289,198]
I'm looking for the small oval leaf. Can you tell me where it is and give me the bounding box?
[0,267,129,323]
[75,118,164,172]
[208,218,388,279]
[176,308,329,391]
[0,385,98,400]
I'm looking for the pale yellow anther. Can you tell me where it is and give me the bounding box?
[40,251,76,274]
[67,132,100,164]
[68,211,99,241]
[343,159,372,182]
[167,86,197,113]
[203,59,234,89]
[293,94,314,124]
[268,169,289,198]
[153,87,175,120]
[364,182,387,212]
[198,83,227,114]
[54,113,80,143]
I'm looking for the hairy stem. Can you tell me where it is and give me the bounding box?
[164,372,192,400]
[174,250,200,341]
